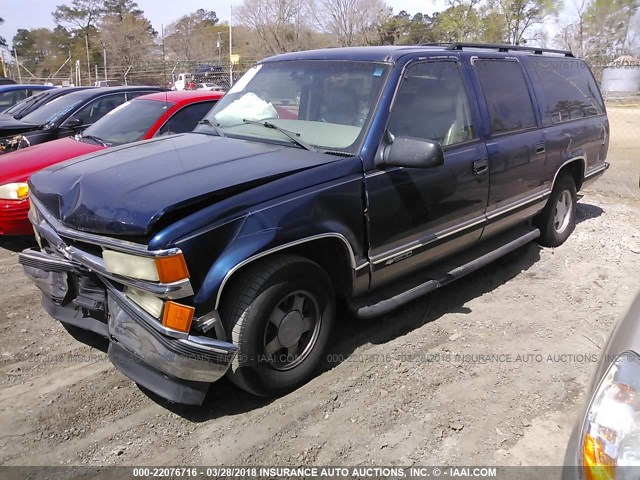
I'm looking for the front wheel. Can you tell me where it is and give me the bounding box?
[220,254,335,396]
[535,174,577,247]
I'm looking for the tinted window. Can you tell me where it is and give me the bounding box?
[0,89,28,109]
[158,101,217,135]
[387,61,476,146]
[530,59,604,125]
[475,60,537,134]
[70,93,127,126]
[82,99,173,146]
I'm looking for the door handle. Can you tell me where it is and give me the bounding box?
[535,142,546,154]
[473,159,488,175]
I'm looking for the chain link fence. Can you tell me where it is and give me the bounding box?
[1,58,258,88]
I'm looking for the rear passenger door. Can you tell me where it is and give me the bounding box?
[472,57,548,238]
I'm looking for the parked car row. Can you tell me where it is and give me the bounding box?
[0,89,223,235]
[0,44,629,477]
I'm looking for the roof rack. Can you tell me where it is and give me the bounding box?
[421,42,574,58]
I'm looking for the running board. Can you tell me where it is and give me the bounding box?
[351,226,540,319]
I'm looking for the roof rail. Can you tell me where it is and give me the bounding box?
[421,42,574,58]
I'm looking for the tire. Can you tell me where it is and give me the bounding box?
[219,254,335,396]
[535,174,577,247]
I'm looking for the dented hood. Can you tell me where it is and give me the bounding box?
[29,133,342,236]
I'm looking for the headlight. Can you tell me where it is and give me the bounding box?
[103,250,189,283]
[0,182,28,200]
[582,351,640,480]
[125,287,164,318]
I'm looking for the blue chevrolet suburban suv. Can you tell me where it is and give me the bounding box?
[19,44,609,404]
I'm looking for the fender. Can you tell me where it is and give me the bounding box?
[185,172,368,314]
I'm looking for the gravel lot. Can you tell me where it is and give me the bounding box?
[0,107,638,468]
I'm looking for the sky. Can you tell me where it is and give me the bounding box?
[0,0,565,50]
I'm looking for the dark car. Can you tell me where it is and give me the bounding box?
[0,86,92,120]
[20,43,609,405]
[0,84,55,112]
[563,292,640,479]
[0,76,15,86]
[0,86,163,153]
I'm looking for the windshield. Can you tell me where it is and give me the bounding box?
[196,60,390,153]
[81,98,173,146]
[21,93,86,125]
[4,91,47,116]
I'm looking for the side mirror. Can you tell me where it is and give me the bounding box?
[377,136,444,169]
[63,117,83,129]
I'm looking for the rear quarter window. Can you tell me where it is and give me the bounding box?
[528,58,605,125]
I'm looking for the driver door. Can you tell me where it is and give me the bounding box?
[365,59,489,289]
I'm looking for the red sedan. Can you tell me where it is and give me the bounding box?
[0,90,223,235]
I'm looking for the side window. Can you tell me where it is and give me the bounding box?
[531,59,604,125]
[72,94,127,125]
[157,101,217,135]
[387,61,476,146]
[475,60,537,134]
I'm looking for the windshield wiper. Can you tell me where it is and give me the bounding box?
[241,119,318,153]
[81,134,108,147]
[198,118,226,137]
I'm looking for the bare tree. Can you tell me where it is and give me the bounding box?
[100,12,155,66]
[236,0,316,55]
[555,0,589,56]
[318,0,391,46]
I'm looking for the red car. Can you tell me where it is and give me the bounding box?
[0,90,223,235]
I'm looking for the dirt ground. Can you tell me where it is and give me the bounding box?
[0,107,638,468]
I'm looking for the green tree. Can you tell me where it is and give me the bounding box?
[102,0,144,19]
[12,27,73,78]
[376,11,437,45]
[195,9,219,26]
[432,1,484,42]
[491,0,561,45]
[52,0,104,35]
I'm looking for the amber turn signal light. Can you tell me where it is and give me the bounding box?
[155,254,190,283]
[161,301,195,333]
[583,434,616,480]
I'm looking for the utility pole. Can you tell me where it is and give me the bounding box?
[13,48,22,83]
[85,34,91,85]
[103,43,108,81]
[229,5,233,87]
[217,32,221,64]
[0,51,6,78]
[161,24,167,88]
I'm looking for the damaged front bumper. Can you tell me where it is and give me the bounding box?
[19,245,237,405]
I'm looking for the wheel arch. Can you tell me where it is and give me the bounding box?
[210,233,356,312]
[552,157,585,193]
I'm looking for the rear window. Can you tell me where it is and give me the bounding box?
[529,59,605,125]
[474,59,537,134]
